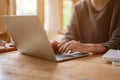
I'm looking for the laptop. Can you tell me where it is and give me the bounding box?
[1,15,88,61]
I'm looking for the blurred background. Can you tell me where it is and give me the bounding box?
[0,0,79,43]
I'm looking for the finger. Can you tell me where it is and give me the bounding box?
[62,40,76,52]
[58,44,65,53]
[65,45,77,54]
[67,50,72,54]
[70,49,75,53]
[64,44,73,53]
[51,41,60,48]
[59,41,72,53]
[57,43,63,48]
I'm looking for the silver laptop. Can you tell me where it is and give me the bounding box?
[1,15,88,61]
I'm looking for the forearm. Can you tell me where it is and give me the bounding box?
[87,44,107,54]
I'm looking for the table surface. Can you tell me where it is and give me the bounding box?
[0,51,120,80]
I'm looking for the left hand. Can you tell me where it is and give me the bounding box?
[50,40,63,54]
[59,40,94,53]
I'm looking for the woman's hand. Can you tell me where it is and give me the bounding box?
[58,40,106,54]
[50,40,63,54]
[58,40,90,53]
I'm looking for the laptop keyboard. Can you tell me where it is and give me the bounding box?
[56,52,88,61]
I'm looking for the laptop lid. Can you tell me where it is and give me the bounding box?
[1,15,56,61]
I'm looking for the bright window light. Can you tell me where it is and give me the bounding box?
[63,0,73,30]
[16,0,37,15]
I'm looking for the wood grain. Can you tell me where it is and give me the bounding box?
[0,51,120,80]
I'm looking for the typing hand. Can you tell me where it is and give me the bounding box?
[58,40,107,54]
[50,40,63,54]
[58,40,92,53]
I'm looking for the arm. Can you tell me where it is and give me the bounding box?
[59,12,120,54]
[61,6,79,43]
[58,40,106,54]
[102,12,120,50]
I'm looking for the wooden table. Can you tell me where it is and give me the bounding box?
[0,51,120,80]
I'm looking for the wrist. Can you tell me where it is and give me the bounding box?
[84,44,107,53]
[92,44,107,53]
